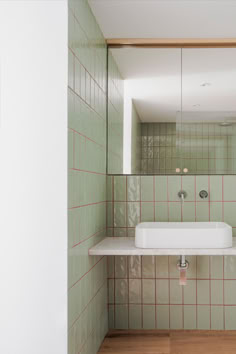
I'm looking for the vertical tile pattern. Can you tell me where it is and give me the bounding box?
[108,175,236,330]
[141,122,236,174]
[68,1,107,353]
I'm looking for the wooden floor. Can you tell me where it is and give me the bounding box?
[98,330,236,354]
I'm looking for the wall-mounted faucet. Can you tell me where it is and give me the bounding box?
[178,190,187,203]
[199,190,208,199]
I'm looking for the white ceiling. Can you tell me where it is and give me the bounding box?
[89,0,236,39]
[111,47,236,122]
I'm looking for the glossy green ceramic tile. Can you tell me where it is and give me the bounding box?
[129,305,142,329]
[114,176,126,201]
[129,279,141,304]
[114,202,126,227]
[197,306,210,329]
[142,256,155,278]
[155,177,168,201]
[115,279,128,304]
[169,202,181,221]
[224,256,236,279]
[141,176,154,201]
[108,279,114,304]
[210,176,222,201]
[115,305,128,329]
[182,202,195,221]
[168,176,181,201]
[224,176,236,201]
[224,280,236,305]
[182,176,195,201]
[142,279,155,304]
[155,202,168,222]
[211,306,224,330]
[210,256,223,279]
[170,305,182,329]
[127,176,141,201]
[156,305,169,329]
[196,202,209,221]
[115,256,127,278]
[225,307,236,330]
[184,280,196,304]
[210,202,222,221]
[211,280,223,304]
[156,256,169,278]
[197,280,210,305]
[156,279,169,304]
[196,256,209,278]
[170,280,182,304]
[128,256,141,278]
[224,202,236,227]
[127,202,140,227]
[143,305,156,329]
[141,202,154,222]
[184,306,196,329]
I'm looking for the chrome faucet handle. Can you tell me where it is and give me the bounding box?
[178,190,187,203]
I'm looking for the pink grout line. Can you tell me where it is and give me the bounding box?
[72,227,106,249]
[70,168,106,176]
[69,256,104,290]
[69,201,106,210]
[69,278,106,330]
[69,127,105,150]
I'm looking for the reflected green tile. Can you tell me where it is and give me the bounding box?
[143,305,156,329]
[127,202,140,227]
[157,305,169,329]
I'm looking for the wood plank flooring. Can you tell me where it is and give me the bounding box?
[98,330,236,354]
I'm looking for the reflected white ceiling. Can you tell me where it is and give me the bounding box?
[89,0,236,39]
[111,48,236,122]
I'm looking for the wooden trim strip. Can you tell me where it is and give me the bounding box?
[106,38,236,48]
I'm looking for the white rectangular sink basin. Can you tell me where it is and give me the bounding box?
[135,222,232,249]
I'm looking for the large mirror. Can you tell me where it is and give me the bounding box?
[107,47,236,175]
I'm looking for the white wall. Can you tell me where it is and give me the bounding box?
[0,2,68,354]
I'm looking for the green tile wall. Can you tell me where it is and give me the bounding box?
[68,1,108,353]
[107,175,236,330]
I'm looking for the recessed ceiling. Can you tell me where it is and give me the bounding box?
[110,47,236,122]
[89,0,236,39]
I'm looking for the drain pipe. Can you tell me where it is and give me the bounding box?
[177,256,189,285]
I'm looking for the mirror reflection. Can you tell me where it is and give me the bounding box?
[107,47,236,175]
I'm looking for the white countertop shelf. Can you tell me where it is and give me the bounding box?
[89,237,236,256]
